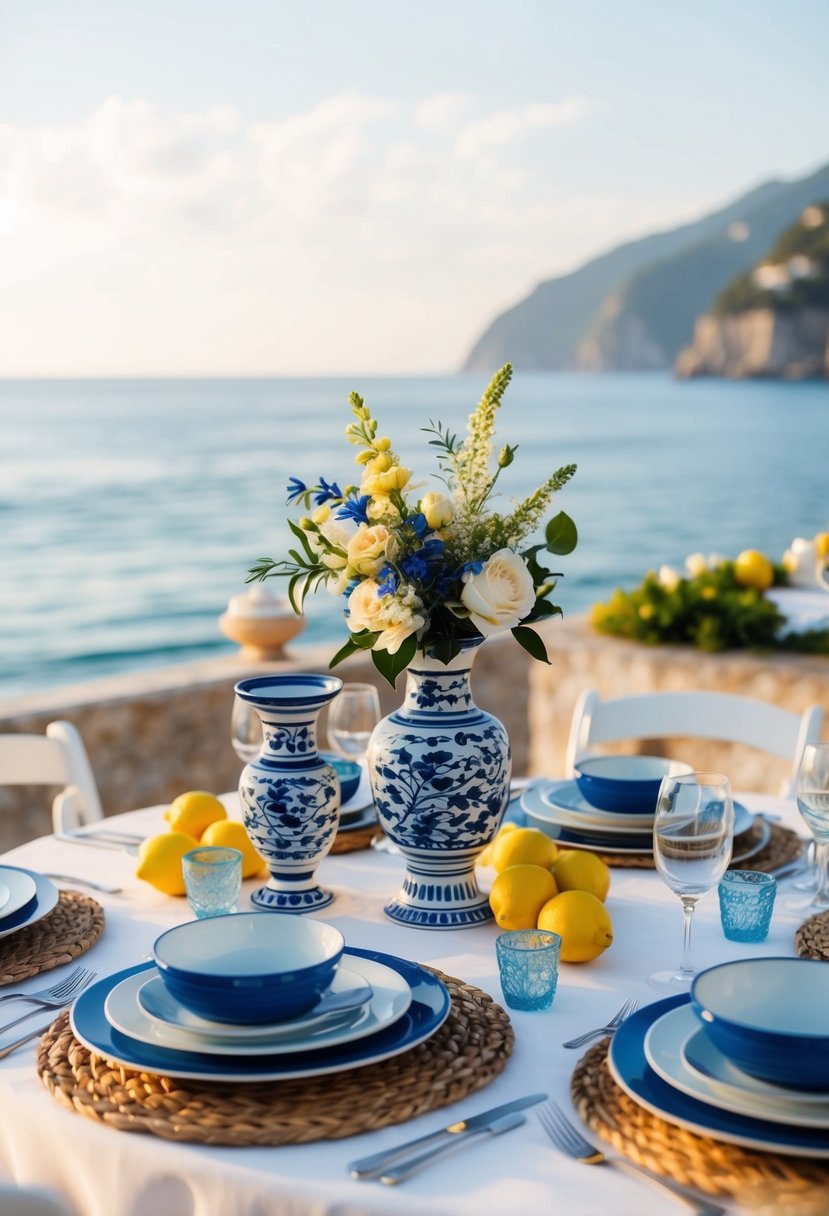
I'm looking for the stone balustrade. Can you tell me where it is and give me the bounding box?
[0,617,825,851]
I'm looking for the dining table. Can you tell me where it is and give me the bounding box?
[0,787,817,1216]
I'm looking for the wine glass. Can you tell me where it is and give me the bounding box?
[790,743,829,914]
[230,694,262,763]
[327,683,381,762]
[649,771,734,994]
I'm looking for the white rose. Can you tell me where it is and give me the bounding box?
[658,565,681,592]
[315,516,353,571]
[345,579,385,632]
[420,491,453,530]
[460,548,536,637]
[346,524,396,577]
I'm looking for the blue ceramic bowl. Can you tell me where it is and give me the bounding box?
[574,756,693,815]
[691,958,829,1091]
[153,913,344,1024]
[319,753,362,804]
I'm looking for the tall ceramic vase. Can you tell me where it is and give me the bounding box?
[368,641,511,929]
[235,674,343,913]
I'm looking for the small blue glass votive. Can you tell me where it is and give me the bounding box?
[718,870,777,943]
[495,930,561,1011]
[183,847,243,919]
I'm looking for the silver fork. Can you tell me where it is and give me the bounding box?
[0,966,95,1017]
[537,1100,727,1216]
[0,968,96,1036]
[562,998,640,1049]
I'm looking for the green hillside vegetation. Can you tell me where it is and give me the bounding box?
[715,204,829,315]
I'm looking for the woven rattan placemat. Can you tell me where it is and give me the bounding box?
[37,968,513,1146]
[330,823,376,854]
[600,819,802,871]
[0,892,104,986]
[570,1038,829,1209]
[795,909,829,961]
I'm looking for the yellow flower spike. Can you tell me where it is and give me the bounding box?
[393,466,412,490]
[368,453,393,474]
[312,505,330,524]
[355,449,375,465]
[374,437,391,452]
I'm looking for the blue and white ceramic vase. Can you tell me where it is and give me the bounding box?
[368,641,511,929]
[235,674,343,913]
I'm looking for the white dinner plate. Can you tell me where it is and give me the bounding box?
[609,995,829,1158]
[538,781,655,829]
[0,867,38,923]
[683,1023,829,1108]
[0,869,58,940]
[72,948,451,1083]
[521,785,653,854]
[0,879,10,914]
[645,1004,829,1130]
[136,958,406,1041]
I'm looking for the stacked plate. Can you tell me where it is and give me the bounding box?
[337,768,377,834]
[521,780,762,860]
[70,946,451,1082]
[0,865,59,941]
[608,993,829,1158]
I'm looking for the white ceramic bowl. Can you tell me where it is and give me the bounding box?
[153,913,344,1024]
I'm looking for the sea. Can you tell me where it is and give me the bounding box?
[1,373,827,701]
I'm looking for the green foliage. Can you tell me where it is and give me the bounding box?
[592,561,829,655]
[716,202,829,316]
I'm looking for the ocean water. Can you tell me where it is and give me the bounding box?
[1,373,827,700]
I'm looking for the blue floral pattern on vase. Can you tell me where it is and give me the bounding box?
[235,674,343,913]
[368,642,511,929]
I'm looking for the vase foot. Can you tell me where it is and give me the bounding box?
[250,884,335,913]
[383,866,494,929]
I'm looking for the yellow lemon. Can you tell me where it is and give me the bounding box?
[734,549,773,592]
[135,832,199,896]
[201,819,268,878]
[489,864,559,930]
[815,532,829,560]
[553,850,611,902]
[478,821,519,866]
[164,790,227,839]
[492,827,558,873]
[537,890,614,963]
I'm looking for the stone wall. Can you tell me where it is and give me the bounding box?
[0,619,825,850]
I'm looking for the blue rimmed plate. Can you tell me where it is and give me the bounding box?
[0,868,58,940]
[609,995,829,1157]
[521,785,652,853]
[72,947,450,1082]
[683,1023,829,1109]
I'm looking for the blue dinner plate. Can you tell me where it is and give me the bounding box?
[609,995,829,1158]
[71,946,451,1082]
[0,868,59,940]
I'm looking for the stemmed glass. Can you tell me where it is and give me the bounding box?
[230,694,262,763]
[650,771,734,994]
[327,683,381,763]
[789,743,829,914]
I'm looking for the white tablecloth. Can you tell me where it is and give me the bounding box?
[0,794,811,1216]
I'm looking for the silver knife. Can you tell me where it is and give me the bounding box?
[348,1092,547,1178]
[379,1112,527,1184]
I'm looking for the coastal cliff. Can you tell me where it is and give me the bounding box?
[676,308,829,379]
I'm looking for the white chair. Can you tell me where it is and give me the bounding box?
[0,720,103,833]
[565,689,824,796]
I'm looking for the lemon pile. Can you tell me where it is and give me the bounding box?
[483,825,613,963]
[135,790,267,895]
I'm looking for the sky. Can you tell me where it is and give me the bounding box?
[0,0,828,376]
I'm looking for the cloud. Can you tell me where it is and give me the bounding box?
[413,93,472,130]
[455,95,599,159]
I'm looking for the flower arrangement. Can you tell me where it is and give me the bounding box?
[592,536,829,655]
[248,364,577,684]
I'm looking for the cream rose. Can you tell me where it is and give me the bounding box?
[346,524,397,576]
[314,516,353,571]
[460,548,535,637]
[420,491,453,530]
[345,580,386,631]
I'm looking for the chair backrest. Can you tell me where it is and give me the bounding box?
[0,720,103,832]
[565,689,824,796]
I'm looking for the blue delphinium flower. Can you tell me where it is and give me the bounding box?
[462,559,484,576]
[314,477,342,505]
[286,477,308,503]
[406,513,431,540]
[401,538,445,583]
[335,494,372,525]
[377,564,400,597]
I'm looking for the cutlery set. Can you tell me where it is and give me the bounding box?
[0,965,97,1052]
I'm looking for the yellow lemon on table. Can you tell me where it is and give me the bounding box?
[201,819,268,878]
[492,827,558,873]
[734,549,774,592]
[553,850,611,902]
[537,890,613,963]
[164,790,227,839]
[478,822,518,866]
[489,864,559,930]
[135,832,199,896]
